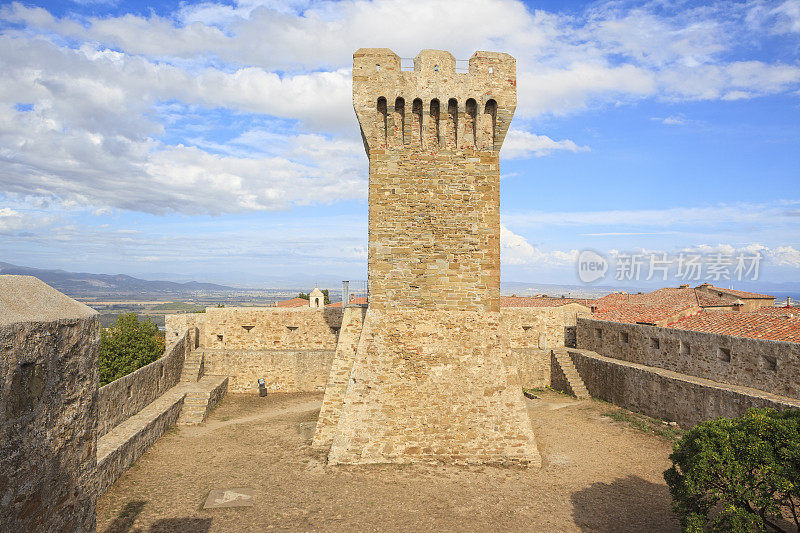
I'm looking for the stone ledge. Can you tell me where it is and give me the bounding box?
[96,375,229,495]
[568,349,800,428]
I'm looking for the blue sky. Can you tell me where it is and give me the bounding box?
[0,0,799,288]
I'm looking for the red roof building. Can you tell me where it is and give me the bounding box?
[589,286,738,326]
[499,295,593,308]
[694,283,775,311]
[274,297,308,308]
[670,309,800,343]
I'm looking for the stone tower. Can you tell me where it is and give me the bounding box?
[318,49,540,466]
[308,286,324,308]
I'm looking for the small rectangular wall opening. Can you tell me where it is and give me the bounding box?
[216,334,223,342]
[718,347,731,362]
[650,337,660,349]
[619,331,629,344]
[680,341,690,356]
[595,328,603,339]
[286,326,299,332]
[330,327,340,334]
[762,354,777,372]
[242,325,255,332]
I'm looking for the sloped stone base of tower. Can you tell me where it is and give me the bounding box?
[326,308,541,466]
[313,306,367,449]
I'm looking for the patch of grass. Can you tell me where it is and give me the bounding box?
[601,409,685,442]
[522,386,573,398]
[523,387,546,394]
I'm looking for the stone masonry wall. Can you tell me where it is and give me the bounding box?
[500,305,590,389]
[199,348,334,393]
[510,348,549,390]
[165,313,204,346]
[313,307,368,449]
[0,276,99,532]
[354,48,516,312]
[367,150,501,311]
[577,317,800,399]
[327,309,540,465]
[322,49,540,466]
[201,307,342,350]
[570,348,800,428]
[97,329,190,438]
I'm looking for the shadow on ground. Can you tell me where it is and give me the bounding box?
[570,475,680,532]
[103,501,212,533]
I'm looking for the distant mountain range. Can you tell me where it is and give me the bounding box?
[2,261,797,302]
[0,262,236,296]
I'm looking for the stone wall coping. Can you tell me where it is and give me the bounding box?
[568,348,800,408]
[198,348,334,353]
[204,307,342,313]
[0,275,95,325]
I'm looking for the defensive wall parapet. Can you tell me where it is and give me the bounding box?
[353,48,516,154]
[198,348,334,393]
[577,317,800,399]
[0,275,98,531]
[98,329,191,437]
[201,307,343,350]
[165,312,204,345]
[569,348,800,428]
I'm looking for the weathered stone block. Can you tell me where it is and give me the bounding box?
[0,275,98,532]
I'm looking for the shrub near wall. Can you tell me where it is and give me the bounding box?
[665,408,800,532]
[97,329,189,437]
[100,313,165,385]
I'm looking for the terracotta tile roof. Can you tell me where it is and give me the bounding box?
[593,303,696,325]
[696,284,774,300]
[275,297,308,308]
[594,287,733,309]
[499,295,593,308]
[753,306,800,316]
[326,296,368,308]
[670,310,800,343]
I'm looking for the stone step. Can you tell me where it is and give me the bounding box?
[551,350,591,400]
[177,375,228,426]
[184,398,210,406]
[180,351,205,383]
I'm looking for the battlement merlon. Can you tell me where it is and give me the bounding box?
[353,48,516,155]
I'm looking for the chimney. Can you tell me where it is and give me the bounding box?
[679,284,690,289]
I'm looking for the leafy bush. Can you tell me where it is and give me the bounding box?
[664,407,800,532]
[99,313,165,386]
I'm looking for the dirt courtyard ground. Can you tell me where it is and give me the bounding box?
[97,390,681,532]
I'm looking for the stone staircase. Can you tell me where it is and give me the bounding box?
[181,349,204,382]
[177,375,229,425]
[551,349,590,399]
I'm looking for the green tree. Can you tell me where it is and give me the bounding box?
[664,408,800,532]
[99,313,165,386]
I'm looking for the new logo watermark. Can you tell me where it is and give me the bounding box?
[576,250,762,284]
[577,250,608,283]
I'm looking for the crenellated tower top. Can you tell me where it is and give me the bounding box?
[353,48,516,155]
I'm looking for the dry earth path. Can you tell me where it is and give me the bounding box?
[97,390,680,532]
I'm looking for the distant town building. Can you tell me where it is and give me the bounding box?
[694,282,775,311]
[308,287,325,309]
